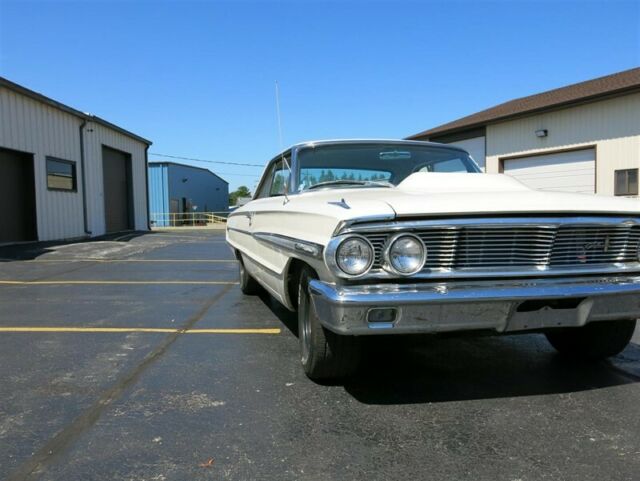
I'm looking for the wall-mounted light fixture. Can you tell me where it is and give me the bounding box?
[535,129,548,138]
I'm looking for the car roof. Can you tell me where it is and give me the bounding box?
[271,139,469,159]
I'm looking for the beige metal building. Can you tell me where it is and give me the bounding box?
[408,68,640,198]
[0,77,152,243]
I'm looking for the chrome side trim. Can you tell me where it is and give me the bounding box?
[252,232,323,259]
[227,226,323,260]
[227,226,251,236]
[230,209,332,219]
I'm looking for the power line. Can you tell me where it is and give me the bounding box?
[212,172,261,178]
[150,152,264,167]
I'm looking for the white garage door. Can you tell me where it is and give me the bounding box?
[503,148,595,194]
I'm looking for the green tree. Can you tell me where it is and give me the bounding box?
[229,185,252,206]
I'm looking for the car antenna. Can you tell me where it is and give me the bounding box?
[275,80,290,203]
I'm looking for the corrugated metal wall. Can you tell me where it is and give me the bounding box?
[147,163,229,226]
[148,164,169,226]
[166,164,228,213]
[0,86,149,241]
[0,88,85,240]
[84,121,149,234]
[486,92,640,196]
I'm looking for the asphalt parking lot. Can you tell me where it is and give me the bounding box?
[1,229,640,481]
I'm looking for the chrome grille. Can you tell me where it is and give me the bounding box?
[453,227,555,267]
[364,220,640,275]
[551,226,640,265]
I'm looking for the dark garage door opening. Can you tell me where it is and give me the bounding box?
[102,146,133,233]
[0,147,37,243]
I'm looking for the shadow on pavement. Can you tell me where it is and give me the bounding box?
[259,290,639,404]
[345,334,639,404]
[259,290,299,336]
[0,231,152,261]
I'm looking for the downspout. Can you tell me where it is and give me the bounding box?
[79,119,91,235]
[144,144,151,230]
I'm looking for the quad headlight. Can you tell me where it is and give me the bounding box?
[384,234,427,275]
[335,236,374,276]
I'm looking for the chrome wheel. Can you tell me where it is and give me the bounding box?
[297,266,361,380]
[239,262,247,282]
[299,287,312,364]
[238,254,260,295]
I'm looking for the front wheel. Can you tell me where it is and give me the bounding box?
[297,267,361,380]
[545,319,636,360]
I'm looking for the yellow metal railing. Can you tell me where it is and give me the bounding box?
[150,212,229,227]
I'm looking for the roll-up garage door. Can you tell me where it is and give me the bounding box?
[102,146,133,233]
[502,148,595,194]
[0,148,37,243]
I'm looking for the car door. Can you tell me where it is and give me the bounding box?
[245,155,292,275]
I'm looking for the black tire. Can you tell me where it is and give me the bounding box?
[545,319,637,360]
[297,267,361,380]
[238,255,261,295]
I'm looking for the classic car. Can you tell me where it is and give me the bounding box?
[226,140,640,380]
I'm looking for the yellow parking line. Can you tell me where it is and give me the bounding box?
[5,259,237,263]
[0,280,239,285]
[188,328,280,334]
[0,327,281,334]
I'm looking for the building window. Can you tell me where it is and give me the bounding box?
[614,169,638,196]
[46,157,77,191]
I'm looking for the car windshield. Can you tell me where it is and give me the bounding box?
[296,143,480,191]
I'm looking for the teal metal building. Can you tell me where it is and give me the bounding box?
[148,161,228,226]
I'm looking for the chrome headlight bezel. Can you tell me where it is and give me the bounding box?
[325,234,374,278]
[382,233,427,276]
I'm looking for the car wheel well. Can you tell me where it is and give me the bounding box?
[286,258,315,311]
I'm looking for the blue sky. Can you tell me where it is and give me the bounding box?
[1,0,639,192]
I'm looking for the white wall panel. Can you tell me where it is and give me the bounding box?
[486,92,640,196]
[0,86,149,241]
[0,88,85,241]
[83,122,149,235]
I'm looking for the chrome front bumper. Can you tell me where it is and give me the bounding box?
[308,275,640,335]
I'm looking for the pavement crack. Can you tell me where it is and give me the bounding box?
[5,283,233,481]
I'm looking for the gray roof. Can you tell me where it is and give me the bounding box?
[0,76,152,145]
[408,67,640,139]
[149,160,228,185]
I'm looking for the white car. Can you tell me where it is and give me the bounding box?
[227,140,640,380]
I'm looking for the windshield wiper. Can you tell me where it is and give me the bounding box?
[306,180,392,190]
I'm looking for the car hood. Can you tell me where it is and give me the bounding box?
[297,173,640,218]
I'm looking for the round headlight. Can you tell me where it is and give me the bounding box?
[336,237,373,276]
[385,234,426,275]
